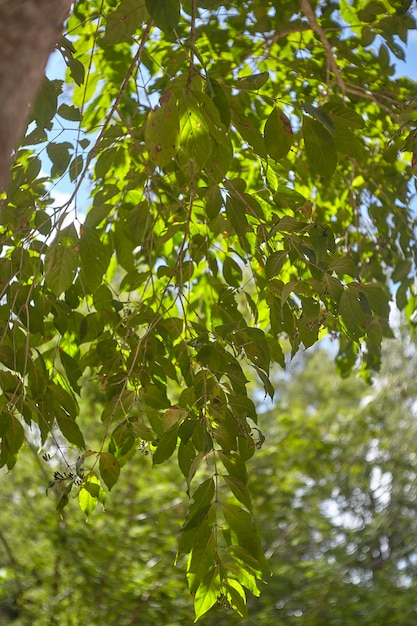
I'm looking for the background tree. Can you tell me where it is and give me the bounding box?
[1,0,417,618]
[2,334,417,624]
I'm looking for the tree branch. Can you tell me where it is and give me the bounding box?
[0,0,73,191]
[298,0,346,95]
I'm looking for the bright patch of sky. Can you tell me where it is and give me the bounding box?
[394,29,417,79]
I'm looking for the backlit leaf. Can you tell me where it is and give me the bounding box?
[145,0,180,32]
[145,91,180,166]
[264,107,293,161]
[105,0,148,44]
[194,567,221,621]
[44,224,79,296]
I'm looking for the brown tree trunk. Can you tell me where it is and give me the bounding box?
[0,0,73,191]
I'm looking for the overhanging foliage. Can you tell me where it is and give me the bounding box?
[1,0,417,619]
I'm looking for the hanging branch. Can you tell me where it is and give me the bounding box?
[299,0,346,95]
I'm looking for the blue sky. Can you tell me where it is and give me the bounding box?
[394,29,417,79]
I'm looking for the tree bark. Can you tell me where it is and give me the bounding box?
[0,0,73,191]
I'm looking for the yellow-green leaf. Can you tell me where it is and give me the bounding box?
[264,107,293,160]
[45,224,79,296]
[145,91,180,166]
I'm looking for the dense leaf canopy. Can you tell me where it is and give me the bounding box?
[1,0,417,619]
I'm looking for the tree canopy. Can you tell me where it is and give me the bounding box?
[1,0,417,620]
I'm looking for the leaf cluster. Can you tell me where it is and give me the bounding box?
[1,0,417,618]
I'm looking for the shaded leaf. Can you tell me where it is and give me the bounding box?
[145,0,180,32]
[153,423,179,465]
[55,413,86,450]
[99,452,121,490]
[303,115,337,177]
[32,77,58,128]
[47,141,72,178]
[223,475,253,511]
[233,72,269,90]
[79,225,109,293]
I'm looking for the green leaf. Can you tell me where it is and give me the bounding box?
[184,478,215,529]
[47,141,72,178]
[223,256,242,287]
[55,413,86,450]
[57,103,82,121]
[145,0,180,33]
[59,36,85,85]
[45,224,79,296]
[99,452,121,490]
[69,155,83,181]
[222,579,248,619]
[231,100,267,158]
[34,210,52,235]
[322,101,365,129]
[178,438,196,481]
[105,0,149,45]
[153,423,179,465]
[56,484,72,516]
[79,225,109,293]
[334,127,364,159]
[218,451,248,484]
[223,475,253,511]
[145,91,180,166]
[222,503,269,572]
[302,103,335,135]
[264,106,293,161]
[59,350,82,395]
[32,77,58,128]
[226,545,263,578]
[338,284,368,341]
[0,414,24,469]
[225,195,252,254]
[207,77,231,128]
[303,115,337,178]
[187,530,216,593]
[362,283,390,317]
[67,55,85,87]
[194,567,221,621]
[79,475,103,516]
[328,256,358,277]
[233,71,269,90]
[265,250,288,279]
[178,90,211,172]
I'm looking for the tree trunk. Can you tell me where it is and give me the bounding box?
[0,0,73,191]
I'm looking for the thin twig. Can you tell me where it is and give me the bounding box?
[187,0,197,87]
[343,83,396,114]
[60,19,154,222]
[299,0,346,95]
